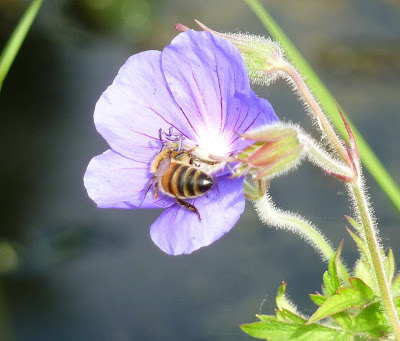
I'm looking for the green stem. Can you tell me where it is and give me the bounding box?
[281,39,400,341]
[350,180,400,339]
[278,61,352,169]
[288,58,400,339]
[245,0,400,215]
[252,191,350,282]
[0,0,43,92]
[243,0,400,335]
[299,132,353,180]
[285,50,400,339]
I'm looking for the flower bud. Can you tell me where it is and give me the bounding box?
[193,20,285,85]
[234,124,304,180]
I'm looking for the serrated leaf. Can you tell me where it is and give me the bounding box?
[241,319,346,341]
[351,302,390,337]
[308,278,375,324]
[245,0,400,214]
[310,294,327,307]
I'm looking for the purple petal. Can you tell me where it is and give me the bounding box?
[94,50,184,163]
[161,30,250,145]
[228,90,279,152]
[149,175,245,255]
[84,149,173,209]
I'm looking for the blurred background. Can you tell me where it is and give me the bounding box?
[1,0,400,340]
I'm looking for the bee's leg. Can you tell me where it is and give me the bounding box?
[190,155,217,165]
[140,178,155,206]
[176,198,202,221]
[175,146,198,161]
[154,182,159,199]
[183,147,218,166]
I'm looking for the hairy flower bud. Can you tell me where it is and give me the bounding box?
[192,20,286,85]
[234,124,304,179]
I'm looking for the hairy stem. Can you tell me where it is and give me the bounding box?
[277,61,352,169]
[280,58,400,339]
[252,193,350,282]
[350,179,400,339]
[299,132,353,180]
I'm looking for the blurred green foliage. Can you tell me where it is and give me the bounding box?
[68,0,156,43]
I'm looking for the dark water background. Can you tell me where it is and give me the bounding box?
[1,0,400,340]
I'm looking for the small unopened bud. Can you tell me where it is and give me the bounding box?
[193,20,286,85]
[234,124,304,180]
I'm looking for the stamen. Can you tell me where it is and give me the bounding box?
[159,126,186,151]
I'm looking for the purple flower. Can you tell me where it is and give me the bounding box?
[84,30,278,255]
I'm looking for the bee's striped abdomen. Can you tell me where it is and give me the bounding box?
[161,163,213,199]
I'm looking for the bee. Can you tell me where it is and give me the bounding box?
[149,146,215,220]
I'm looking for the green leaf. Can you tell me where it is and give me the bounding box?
[240,319,346,341]
[331,311,352,330]
[354,258,374,290]
[308,278,375,324]
[346,228,375,289]
[350,277,374,298]
[277,309,307,324]
[344,216,362,235]
[244,0,400,215]
[323,271,336,297]
[346,228,370,264]
[351,302,390,337]
[385,248,395,285]
[276,281,297,313]
[323,243,342,296]
[275,309,287,322]
[0,0,43,93]
[310,294,327,307]
[392,275,400,297]
[393,296,400,318]
[256,314,277,322]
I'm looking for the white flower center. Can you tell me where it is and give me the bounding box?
[196,128,231,160]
